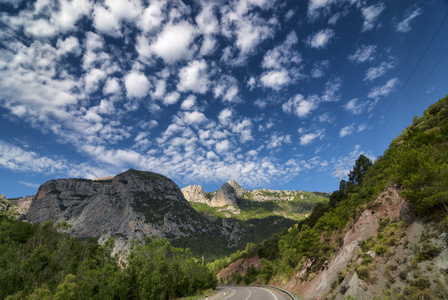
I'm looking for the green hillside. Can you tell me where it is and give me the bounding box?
[210,95,448,299]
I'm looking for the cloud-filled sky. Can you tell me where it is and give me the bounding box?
[1,0,447,197]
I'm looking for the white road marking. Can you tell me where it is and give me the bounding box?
[222,288,236,300]
[261,287,278,300]
[244,288,252,300]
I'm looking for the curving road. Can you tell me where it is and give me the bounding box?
[214,285,290,300]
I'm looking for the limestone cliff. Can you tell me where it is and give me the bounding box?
[211,182,238,207]
[181,185,211,205]
[26,169,248,253]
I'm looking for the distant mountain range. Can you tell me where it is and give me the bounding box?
[5,170,327,259]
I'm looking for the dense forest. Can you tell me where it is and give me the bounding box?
[209,95,448,299]
[0,216,216,299]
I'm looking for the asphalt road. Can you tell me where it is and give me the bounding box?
[213,285,290,300]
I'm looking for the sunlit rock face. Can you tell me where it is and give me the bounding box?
[27,169,248,252]
[211,182,238,207]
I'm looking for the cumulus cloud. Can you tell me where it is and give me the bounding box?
[282,94,318,118]
[218,108,233,126]
[368,77,398,99]
[300,129,325,146]
[213,75,240,103]
[139,1,165,32]
[395,7,422,33]
[339,124,354,137]
[216,139,230,154]
[260,70,291,90]
[305,28,335,49]
[180,95,197,110]
[182,111,208,125]
[177,60,210,94]
[321,77,342,102]
[311,60,330,78]
[163,91,180,105]
[364,61,395,81]
[260,31,302,90]
[93,0,141,37]
[348,45,377,63]
[344,98,366,114]
[308,0,338,20]
[0,141,106,179]
[124,70,151,98]
[152,21,196,63]
[267,134,291,149]
[361,3,385,32]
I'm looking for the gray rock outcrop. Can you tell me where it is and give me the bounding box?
[26,169,248,252]
[211,182,238,207]
[181,185,211,204]
[227,180,246,198]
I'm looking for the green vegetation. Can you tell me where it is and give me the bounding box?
[211,95,448,290]
[0,214,216,299]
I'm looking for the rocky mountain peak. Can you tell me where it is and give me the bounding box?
[181,185,210,204]
[226,180,246,198]
[211,182,238,207]
[26,169,245,253]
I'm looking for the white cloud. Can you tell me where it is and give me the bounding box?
[163,91,180,105]
[300,129,325,146]
[357,124,367,132]
[139,1,165,32]
[344,98,365,114]
[103,77,121,95]
[321,77,342,102]
[218,108,233,126]
[216,139,230,154]
[307,0,338,20]
[56,36,81,56]
[262,31,301,69]
[283,94,318,118]
[180,95,197,110]
[395,7,422,33]
[267,134,291,149]
[84,68,107,94]
[260,31,302,90]
[53,0,92,33]
[348,45,377,63]
[152,21,196,63]
[18,181,40,189]
[213,75,240,103]
[0,141,106,179]
[177,60,210,94]
[361,3,385,32]
[93,0,141,37]
[306,28,335,49]
[0,0,23,9]
[183,111,208,125]
[364,61,395,81]
[339,124,354,137]
[368,77,398,99]
[124,70,151,98]
[311,60,330,78]
[260,70,291,90]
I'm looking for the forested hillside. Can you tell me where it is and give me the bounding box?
[0,216,216,299]
[212,95,448,299]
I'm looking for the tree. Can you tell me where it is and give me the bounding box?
[348,155,373,184]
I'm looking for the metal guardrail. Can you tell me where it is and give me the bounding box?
[249,284,299,300]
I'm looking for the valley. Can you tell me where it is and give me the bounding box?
[1,95,448,299]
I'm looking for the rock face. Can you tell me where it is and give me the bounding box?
[227,180,246,198]
[211,182,238,207]
[26,169,248,252]
[181,185,211,204]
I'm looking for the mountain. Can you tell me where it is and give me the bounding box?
[213,95,448,299]
[26,169,249,256]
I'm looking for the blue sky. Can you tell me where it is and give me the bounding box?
[1,0,447,198]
